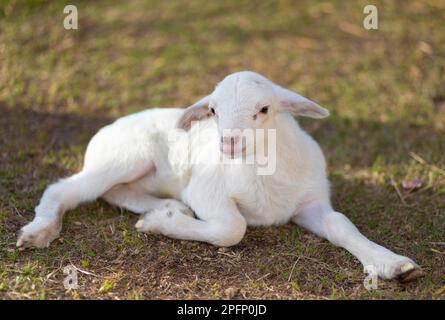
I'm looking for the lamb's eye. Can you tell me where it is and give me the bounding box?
[260,106,269,114]
[210,108,216,115]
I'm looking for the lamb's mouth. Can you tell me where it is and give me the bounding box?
[221,146,247,158]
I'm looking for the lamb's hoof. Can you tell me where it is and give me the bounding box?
[135,218,148,232]
[135,209,162,234]
[16,219,61,249]
[396,262,425,283]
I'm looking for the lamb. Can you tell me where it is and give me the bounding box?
[17,71,423,282]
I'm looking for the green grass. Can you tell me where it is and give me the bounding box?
[0,0,444,299]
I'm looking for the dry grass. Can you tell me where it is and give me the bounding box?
[0,0,444,299]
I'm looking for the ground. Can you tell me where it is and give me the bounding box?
[0,0,444,299]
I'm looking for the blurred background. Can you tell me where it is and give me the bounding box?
[0,0,444,299]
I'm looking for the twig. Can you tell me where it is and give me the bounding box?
[430,248,445,255]
[288,256,301,282]
[255,273,270,282]
[404,184,433,198]
[390,177,407,206]
[69,262,99,277]
[410,152,445,176]
[42,254,68,286]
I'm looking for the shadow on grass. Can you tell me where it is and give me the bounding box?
[0,104,111,157]
[0,104,112,234]
[303,117,445,169]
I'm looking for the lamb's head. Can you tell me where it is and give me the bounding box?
[177,71,329,158]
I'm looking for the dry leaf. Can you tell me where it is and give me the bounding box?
[418,41,433,55]
[224,287,239,299]
[338,21,368,38]
[434,284,445,297]
[402,179,423,191]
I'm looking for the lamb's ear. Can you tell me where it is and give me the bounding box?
[276,86,329,119]
[176,95,212,131]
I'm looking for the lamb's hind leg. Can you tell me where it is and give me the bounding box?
[17,162,155,249]
[292,201,424,282]
[103,183,194,217]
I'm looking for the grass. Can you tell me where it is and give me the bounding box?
[0,0,444,299]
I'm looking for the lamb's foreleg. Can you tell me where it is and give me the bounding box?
[135,198,246,247]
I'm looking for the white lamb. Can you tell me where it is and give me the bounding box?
[17,71,423,282]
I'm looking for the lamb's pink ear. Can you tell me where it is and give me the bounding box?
[176,95,212,131]
[277,86,329,119]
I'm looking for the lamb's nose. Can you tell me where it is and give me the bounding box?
[220,135,240,154]
[221,136,240,145]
